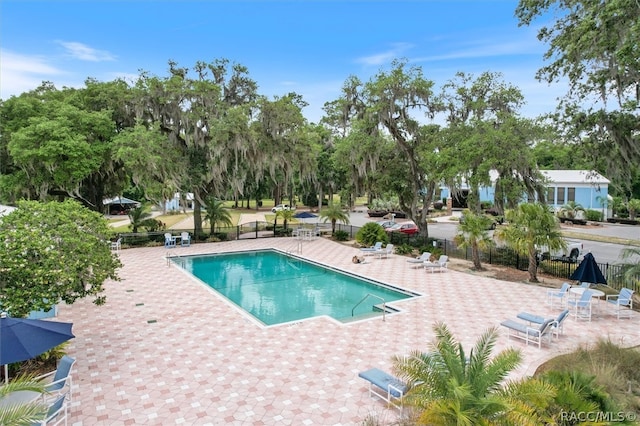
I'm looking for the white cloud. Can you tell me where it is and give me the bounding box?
[355,43,413,66]
[0,50,67,99]
[414,37,544,63]
[56,41,116,62]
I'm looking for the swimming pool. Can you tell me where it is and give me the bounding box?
[174,250,417,326]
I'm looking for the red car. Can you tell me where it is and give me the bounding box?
[386,222,419,235]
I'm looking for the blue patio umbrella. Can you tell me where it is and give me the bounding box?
[294,211,318,224]
[293,211,317,219]
[1,315,75,383]
[569,252,607,286]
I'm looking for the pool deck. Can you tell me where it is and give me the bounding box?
[59,237,640,425]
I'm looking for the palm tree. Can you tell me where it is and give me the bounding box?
[203,198,233,237]
[538,370,612,425]
[127,205,153,233]
[619,247,640,283]
[495,202,565,282]
[276,209,295,231]
[318,202,350,235]
[392,322,554,425]
[0,375,47,425]
[558,201,585,219]
[595,194,608,221]
[627,198,640,220]
[454,211,494,271]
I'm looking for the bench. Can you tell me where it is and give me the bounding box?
[358,368,407,410]
[500,317,555,349]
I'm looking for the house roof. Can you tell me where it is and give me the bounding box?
[103,196,141,206]
[541,170,610,185]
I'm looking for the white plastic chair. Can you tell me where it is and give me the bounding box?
[568,289,593,321]
[164,233,176,248]
[110,237,121,252]
[547,282,570,308]
[31,392,68,426]
[36,355,75,402]
[180,232,191,247]
[606,288,634,319]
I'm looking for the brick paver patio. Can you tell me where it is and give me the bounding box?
[57,237,640,425]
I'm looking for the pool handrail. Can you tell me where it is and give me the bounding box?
[352,293,386,322]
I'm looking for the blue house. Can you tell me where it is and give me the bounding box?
[441,170,610,218]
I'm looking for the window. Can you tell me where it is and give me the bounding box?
[546,188,555,204]
[557,187,565,204]
[568,187,575,202]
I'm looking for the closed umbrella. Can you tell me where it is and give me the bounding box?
[1,314,75,384]
[569,252,607,286]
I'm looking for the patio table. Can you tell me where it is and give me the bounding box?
[0,390,41,408]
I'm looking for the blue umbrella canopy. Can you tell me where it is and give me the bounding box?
[1,316,74,366]
[569,252,607,285]
[293,211,317,219]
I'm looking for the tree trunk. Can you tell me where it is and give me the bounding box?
[472,243,482,270]
[527,248,539,282]
[193,192,203,239]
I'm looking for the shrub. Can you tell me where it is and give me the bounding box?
[274,227,292,237]
[395,244,414,255]
[433,201,444,210]
[212,232,228,241]
[430,247,443,259]
[480,201,493,210]
[355,222,389,246]
[585,209,603,222]
[537,259,578,277]
[419,244,436,255]
[333,230,349,241]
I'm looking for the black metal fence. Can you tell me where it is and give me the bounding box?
[118,222,639,293]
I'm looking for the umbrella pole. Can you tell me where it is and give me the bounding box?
[4,364,8,384]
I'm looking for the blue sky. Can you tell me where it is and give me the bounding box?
[1,0,562,124]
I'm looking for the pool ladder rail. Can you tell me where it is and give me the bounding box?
[166,251,185,268]
[352,293,387,322]
[286,240,303,255]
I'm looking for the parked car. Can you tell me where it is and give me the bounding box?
[459,212,503,230]
[271,204,291,213]
[376,220,396,229]
[536,241,583,263]
[385,222,419,235]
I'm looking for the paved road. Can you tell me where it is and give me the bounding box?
[346,208,639,265]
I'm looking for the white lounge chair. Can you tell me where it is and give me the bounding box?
[358,367,406,411]
[360,242,383,256]
[424,255,448,273]
[375,244,394,259]
[517,309,570,339]
[406,252,431,268]
[500,317,555,349]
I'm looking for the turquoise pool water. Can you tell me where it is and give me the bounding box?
[174,250,416,326]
